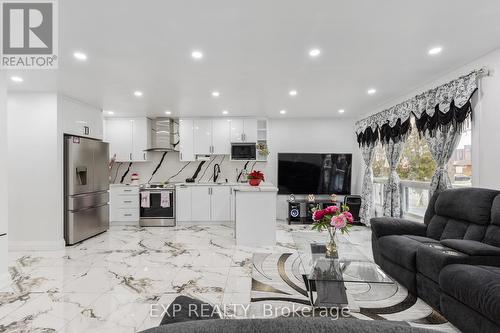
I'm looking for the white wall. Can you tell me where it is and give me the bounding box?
[358,47,500,190]
[267,118,361,219]
[7,93,64,250]
[0,73,8,281]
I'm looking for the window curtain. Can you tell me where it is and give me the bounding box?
[359,143,376,225]
[383,141,405,217]
[425,126,461,197]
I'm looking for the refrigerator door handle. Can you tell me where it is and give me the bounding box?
[70,203,108,213]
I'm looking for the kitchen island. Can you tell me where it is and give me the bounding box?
[233,184,278,246]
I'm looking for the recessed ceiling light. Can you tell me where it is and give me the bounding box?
[367,88,377,95]
[73,52,87,61]
[134,91,143,97]
[10,76,23,83]
[165,110,172,115]
[191,50,203,59]
[222,110,229,115]
[280,110,287,115]
[289,90,298,96]
[105,111,114,115]
[338,109,345,114]
[212,91,220,97]
[309,49,321,57]
[428,46,443,55]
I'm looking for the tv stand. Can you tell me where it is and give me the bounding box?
[287,198,340,225]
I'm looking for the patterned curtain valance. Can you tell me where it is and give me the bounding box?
[356,70,481,147]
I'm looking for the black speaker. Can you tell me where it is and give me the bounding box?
[344,195,362,224]
[288,202,301,221]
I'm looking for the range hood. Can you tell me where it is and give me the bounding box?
[144,118,179,152]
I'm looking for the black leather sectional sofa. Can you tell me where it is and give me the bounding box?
[371,187,500,333]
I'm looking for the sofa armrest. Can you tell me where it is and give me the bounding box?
[440,239,500,256]
[371,217,427,239]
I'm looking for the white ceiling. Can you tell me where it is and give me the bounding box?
[7,0,500,119]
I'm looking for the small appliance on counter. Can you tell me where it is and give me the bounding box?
[139,183,176,226]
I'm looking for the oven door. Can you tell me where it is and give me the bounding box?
[140,190,175,226]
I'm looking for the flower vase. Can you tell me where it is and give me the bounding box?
[325,227,338,258]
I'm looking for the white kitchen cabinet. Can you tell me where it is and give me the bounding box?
[243,119,258,142]
[230,119,258,143]
[176,185,192,222]
[110,185,139,224]
[191,186,211,221]
[105,119,133,161]
[104,118,151,162]
[179,119,195,161]
[230,119,244,143]
[193,119,212,155]
[61,96,103,140]
[132,118,151,162]
[212,119,231,155]
[211,186,232,221]
[175,185,233,222]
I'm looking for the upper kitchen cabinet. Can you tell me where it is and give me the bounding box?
[104,118,151,162]
[193,119,212,155]
[181,118,231,159]
[230,119,258,143]
[60,96,103,140]
[211,119,231,154]
[179,119,195,161]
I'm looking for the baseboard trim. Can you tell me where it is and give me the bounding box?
[9,239,66,251]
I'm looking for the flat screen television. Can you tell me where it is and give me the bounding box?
[278,153,352,195]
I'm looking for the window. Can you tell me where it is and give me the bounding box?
[448,119,472,187]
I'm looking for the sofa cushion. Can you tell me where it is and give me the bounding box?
[416,245,468,282]
[371,217,427,239]
[417,245,500,283]
[440,265,500,326]
[434,188,499,225]
[378,235,436,271]
[484,196,500,247]
[440,239,500,256]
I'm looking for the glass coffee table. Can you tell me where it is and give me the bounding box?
[292,231,395,312]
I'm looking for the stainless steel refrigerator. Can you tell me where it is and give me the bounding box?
[64,135,110,245]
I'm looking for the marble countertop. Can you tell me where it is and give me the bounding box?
[175,182,275,187]
[233,185,278,192]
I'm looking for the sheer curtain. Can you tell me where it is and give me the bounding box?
[383,141,405,217]
[425,126,461,197]
[359,143,376,225]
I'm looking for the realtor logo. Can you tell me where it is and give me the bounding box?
[1,0,58,69]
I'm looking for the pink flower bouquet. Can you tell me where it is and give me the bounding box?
[311,204,353,234]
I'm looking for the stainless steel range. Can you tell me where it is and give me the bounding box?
[139,183,176,227]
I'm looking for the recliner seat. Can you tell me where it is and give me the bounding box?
[371,187,500,333]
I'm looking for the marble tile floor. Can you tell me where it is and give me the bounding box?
[0,222,373,332]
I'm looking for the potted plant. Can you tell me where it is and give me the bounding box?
[311,204,353,258]
[247,170,265,186]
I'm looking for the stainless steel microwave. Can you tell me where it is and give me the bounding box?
[231,143,256,160]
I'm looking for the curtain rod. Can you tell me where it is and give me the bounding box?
[478,67,493,77]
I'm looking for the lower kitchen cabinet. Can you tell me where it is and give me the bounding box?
[191,187,211,221]
[110,185,139,224]
[175,185,192,222]
[175,185,233,222]
[211,186,232,221]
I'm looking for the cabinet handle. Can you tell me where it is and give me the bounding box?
[124,213,132,216]
[124,189,132,192]
[180,152,183,160]
[124,200,132,203]
[129,153,132,160]
[143,152,146,160]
